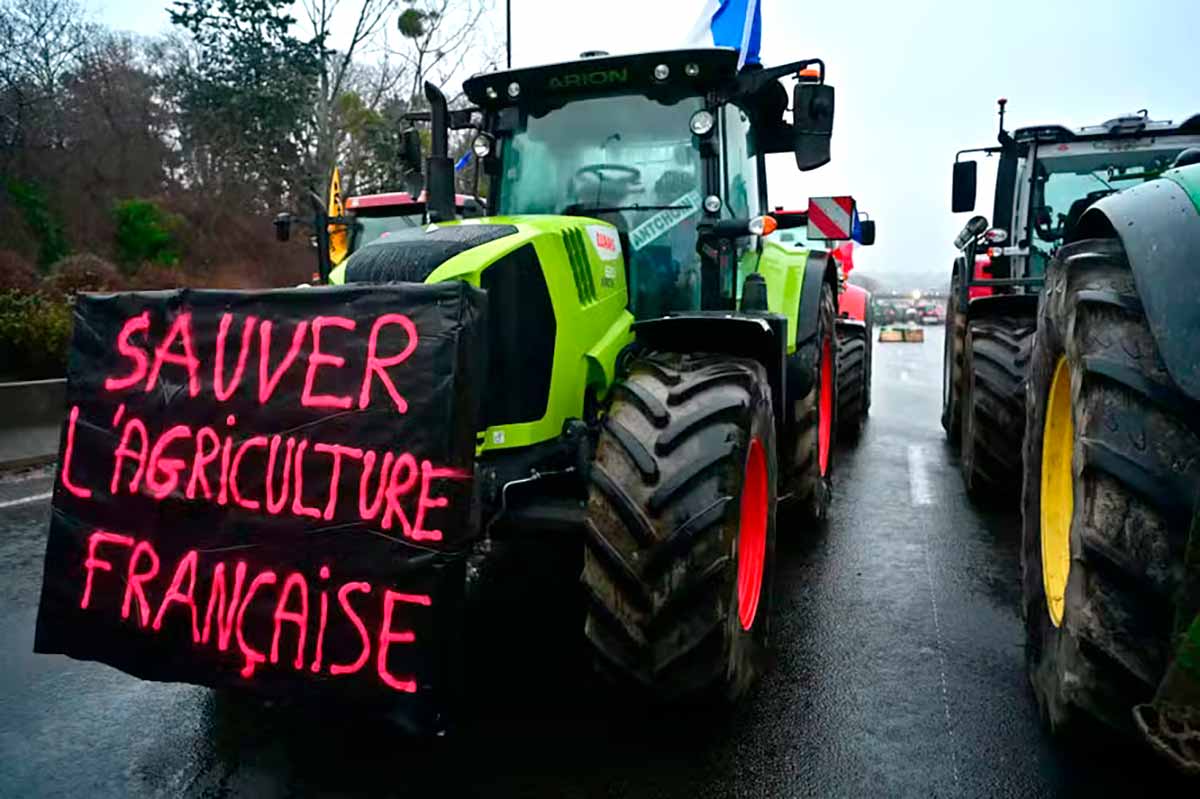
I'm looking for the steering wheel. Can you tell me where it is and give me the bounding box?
[574,164,642,184]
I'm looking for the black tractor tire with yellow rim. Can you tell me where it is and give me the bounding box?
[582,352,777,702]
[961,314,1035,500]
[1021,237,1199,736]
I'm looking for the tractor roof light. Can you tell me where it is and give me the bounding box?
[690,109,715,136]
[685,62,700,77]
[983,227,1008,244]
[653,63,670,81]
[472,134,492,158]
[748,215,778,236]
[507,81,521,98]
[486,86,498,99]
[703,194,722,214]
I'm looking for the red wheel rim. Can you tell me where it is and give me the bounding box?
[818,335,833,476]
[736,437,768,631]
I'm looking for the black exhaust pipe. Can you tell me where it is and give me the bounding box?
[424,81,455,224]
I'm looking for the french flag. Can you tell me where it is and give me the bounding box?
[687,0,762,69]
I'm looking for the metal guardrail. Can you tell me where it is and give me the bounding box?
[0,378,66,470]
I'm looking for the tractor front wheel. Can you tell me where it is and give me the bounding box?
[583,352,778,702]
[961,315,1034,501]
[1021,238,1197,739]
[942,268,966,446]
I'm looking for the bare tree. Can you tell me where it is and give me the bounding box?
[301,0,398,180]
[392,0,496,106]
[0,0,96,154]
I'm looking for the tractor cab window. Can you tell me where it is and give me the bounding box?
[1027,138,1200,267]
[722,104,760,219]
[497,94,706,319]
[349,211,423,252]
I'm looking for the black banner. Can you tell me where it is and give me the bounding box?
[35,283,486,733]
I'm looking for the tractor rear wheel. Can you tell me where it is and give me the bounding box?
[583,352,777,702]
[1021,238,1198,738]
[836,319,869,441]
[786,280,837,518]
[961,315,1034,500]
[942,268,966,446]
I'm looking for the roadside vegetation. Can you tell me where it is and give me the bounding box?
[0,0,497,378]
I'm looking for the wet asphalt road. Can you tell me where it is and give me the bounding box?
[0,326,1184,797]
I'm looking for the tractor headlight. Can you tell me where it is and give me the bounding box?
[690,109,715,136]
[703,194,722,214]
[472,134,492,158]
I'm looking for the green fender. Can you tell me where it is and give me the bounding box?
[1074,163,1200,402]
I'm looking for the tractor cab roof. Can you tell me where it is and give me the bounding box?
[1012,111,1200,145]
[464,48,744,114]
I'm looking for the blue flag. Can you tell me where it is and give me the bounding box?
[689,0,762,69]
[454,150,472,172]
[851,209,863,244]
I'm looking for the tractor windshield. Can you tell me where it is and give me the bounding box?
[350,211,423,252]
[1028,137,1200,256]
[497,94,706,318]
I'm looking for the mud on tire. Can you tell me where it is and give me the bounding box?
[1021,237,1199,737]
[583,352,778,702]
[961,315,1034,500]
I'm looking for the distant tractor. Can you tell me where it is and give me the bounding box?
[953,101,1200,774]
[832,224,876,441]
[275,178,480,283]
[944,102,1200,503]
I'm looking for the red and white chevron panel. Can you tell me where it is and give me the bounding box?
[806,196,855,240]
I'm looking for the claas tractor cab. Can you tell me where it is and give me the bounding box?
[325,47,842,701]
[943,100,1200,501]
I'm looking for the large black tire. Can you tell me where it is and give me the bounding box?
[836,319,869,441]
[942,267,966,446]
[1021,238,1198,737]
[583,352,778,702]
[961,315,1034,500]
[784,280,837,519]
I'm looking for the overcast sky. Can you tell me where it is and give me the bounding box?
[96,0,1198,283]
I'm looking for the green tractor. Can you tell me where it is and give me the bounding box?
[955,104,1200,771]
[944,103,1200,504]
[323,48,841,699]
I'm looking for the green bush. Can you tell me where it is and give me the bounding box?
[0,290,73,379]
[113,199,183,271]
[4,178,70,269]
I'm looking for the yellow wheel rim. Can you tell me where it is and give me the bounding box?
[1040,356,1074,627]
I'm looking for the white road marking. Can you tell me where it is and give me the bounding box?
[923,523,962,791]
[0,491,52,509]
[907,443,936,506]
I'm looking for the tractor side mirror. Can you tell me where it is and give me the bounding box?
[273,213,292,242]
[792,83,834,171]
[859,219,876,246]
[952,160,977,213]
[954,215,989,249]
